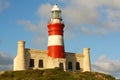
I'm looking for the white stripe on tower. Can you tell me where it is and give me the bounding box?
[48,35,63,46]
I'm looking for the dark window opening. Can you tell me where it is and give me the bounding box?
[76,62,80,70]
[59,63,64,70]
[29,59,34,67]
[68,62,72,70]
[39,60,43,68]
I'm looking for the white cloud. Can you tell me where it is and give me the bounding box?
[0,0,10,13]
[31,21,48,49]
[18,20,37,32]
[61,0,120,35]
[37,3,52,19]
[80,27,107,35]
[18,0,120,46]
[18,20,48,48]
[18,3,53,48]
[0,52,13,71]
[92,55,120,78]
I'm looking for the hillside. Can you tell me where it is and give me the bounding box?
[0,68,115,80]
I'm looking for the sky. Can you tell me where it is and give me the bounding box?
[0,0,120,78]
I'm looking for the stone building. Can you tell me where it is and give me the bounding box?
[14,4,91,72]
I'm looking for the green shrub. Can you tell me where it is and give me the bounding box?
[0,69,115,80]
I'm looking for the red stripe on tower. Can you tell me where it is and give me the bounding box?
[48,4,65,58]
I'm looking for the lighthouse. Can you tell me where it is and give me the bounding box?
[14,4,91,72]
[48,4,65,58]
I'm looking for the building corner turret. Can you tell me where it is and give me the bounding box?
[14,40,26,70]
[83,48,91,72]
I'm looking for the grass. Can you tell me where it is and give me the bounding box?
[0,68,115,80]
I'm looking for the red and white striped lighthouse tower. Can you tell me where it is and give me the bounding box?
[48,4,65,58]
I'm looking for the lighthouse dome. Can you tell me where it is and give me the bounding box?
[51,4,61,11]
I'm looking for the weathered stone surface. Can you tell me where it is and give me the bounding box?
[14,41,91,72]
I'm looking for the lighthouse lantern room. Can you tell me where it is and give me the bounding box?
[51,4,61,19]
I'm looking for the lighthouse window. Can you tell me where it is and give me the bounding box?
[39,60,43,68]
[29,59,34,67]
[76,62,80,70]
[68,62,72,70]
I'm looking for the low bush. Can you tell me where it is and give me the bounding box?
[0,68,115,80]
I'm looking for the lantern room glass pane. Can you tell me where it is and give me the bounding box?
[52,11,61,19]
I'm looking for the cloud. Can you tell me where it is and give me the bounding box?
[18,20,37,32]
[80,27,107,35]
[0,0,10,13]
[0,52,13,71]
[18,20,48,49]
[37,3,52,19]
[92,55,120,78]
[29,0,120,37]
[18,3,52,48]
[18,0,120,46]
[61,0,120,35]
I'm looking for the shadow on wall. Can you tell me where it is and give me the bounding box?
[65,52,83,72]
